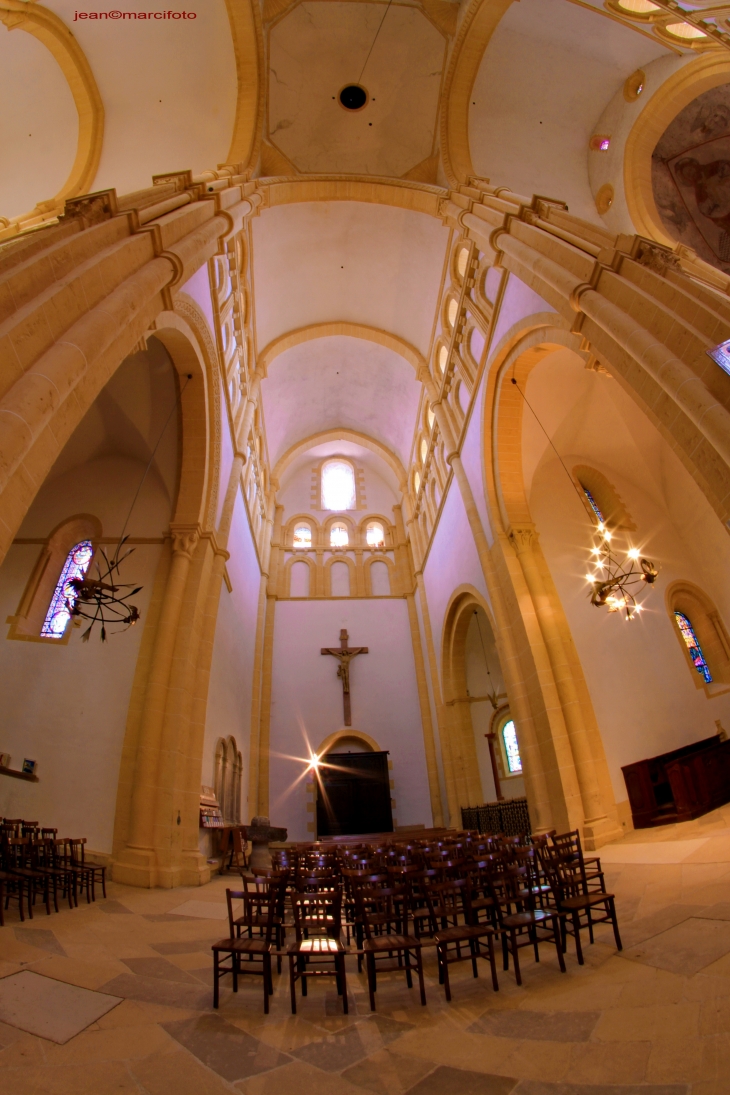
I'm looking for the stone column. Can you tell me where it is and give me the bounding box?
[113,525,199,887]
[393,504,444,827]
[256,503,283,817]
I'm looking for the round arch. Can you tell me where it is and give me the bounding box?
[272,429,408,489]
[315,729,381,756]
[259,322,426,376]
[623,53,730,244]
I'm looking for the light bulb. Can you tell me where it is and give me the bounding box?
[585,573,595,582]
[309,753,320,770]
[627,548,640,560]
[603,530,612,541]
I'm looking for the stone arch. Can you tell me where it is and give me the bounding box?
[363,554,395,597]
[284,554,316,598]
[440,585,498,821]
[272,430,407,491]
[324,554,355,597]
[259,322,426,376]
[315,729,381,756]
[666,579,730,692]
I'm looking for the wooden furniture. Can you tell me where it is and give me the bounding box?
[287,891,348,1014]
[316,751,393,837]
[356,885,427,1010]
[540,847,622,965]
[424,880,499,999]
[212,887,278,1011]
[622,734,730,828]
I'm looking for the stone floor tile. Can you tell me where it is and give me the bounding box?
[595,1002,699,1044]
[340,1046,434,1094]
[468,1010,599,1042]
[623,919,730,977]
[0,1060,142,1094]
[163,1012,289,1081]
[291,1014,410,1072]
[235,1059,367,1094]
[96,901,133,915]
[22,953,130,990]
[129,1046,236,1094]
[100,971,210,1010]
[14,928,67,957]
[0,970,121,1044]
[121,956,201,984]
[404,1064,518,1095]
[565,1040,651,1085]
[151,939,218,955]
[42,1019,174,1064]
[514,1084,688,1095]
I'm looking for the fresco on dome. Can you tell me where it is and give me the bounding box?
[652,84,730,272]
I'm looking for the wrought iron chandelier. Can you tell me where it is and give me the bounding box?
[585,524,658,621]
[69,537,142,642]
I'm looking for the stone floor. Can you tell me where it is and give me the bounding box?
[3,812,730,1094]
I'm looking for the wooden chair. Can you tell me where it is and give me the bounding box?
[4,838,51,917]
[288,891,348,1014]
[425,880,499,1000]
[486,864,566,985]
[28,839,75,912]
[70,838,107,900]
[540,847,622,964]
[212,887,278,1011]
[356,886,426,1011]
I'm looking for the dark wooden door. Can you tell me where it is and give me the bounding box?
[316,751,393,837]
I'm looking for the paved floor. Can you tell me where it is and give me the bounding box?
[3,812,730,1094]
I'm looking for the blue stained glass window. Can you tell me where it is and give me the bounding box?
[582,485,605,523]
[502,719,522,774]
[675,611,712,683]
[41,540,94,638]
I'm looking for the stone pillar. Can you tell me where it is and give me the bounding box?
[113,525,199,887]
[393,504,444,827]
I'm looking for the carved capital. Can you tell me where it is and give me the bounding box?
[634,238,681,276]
[62,189,118,228]
[169,524,200,559]
[509,526,538,555]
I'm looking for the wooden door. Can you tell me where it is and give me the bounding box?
[316,751,393,837]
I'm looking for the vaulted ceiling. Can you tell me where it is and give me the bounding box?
[1,0,710,503]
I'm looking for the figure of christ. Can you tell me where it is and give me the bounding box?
[321,628,369,726]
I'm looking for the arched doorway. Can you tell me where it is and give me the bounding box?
[314,731,393,838]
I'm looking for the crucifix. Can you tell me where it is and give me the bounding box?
[321,628,368,726]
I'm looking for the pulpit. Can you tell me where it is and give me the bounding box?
[622,734,730,828]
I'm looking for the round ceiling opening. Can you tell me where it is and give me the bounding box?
[339,85,368,112]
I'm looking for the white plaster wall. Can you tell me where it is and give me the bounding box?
[524,350,730,802]
[278,442,399,524]
[251,203,449,355]
[422,481,489,673]
[0,25,77,219]
[43,0,237,198]
[268,599,432,840]
[0,345,178,851]
[261,337,421,469]
[469,0,669,222]
[488,274,556,360]
[202,492,262,823]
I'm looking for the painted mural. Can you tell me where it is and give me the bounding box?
[652,84,730,272]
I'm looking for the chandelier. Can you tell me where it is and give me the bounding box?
[586,525,658,620]
[69,537,141,642]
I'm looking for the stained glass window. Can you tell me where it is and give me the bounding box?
[582,485,605,523]
[675,611,712,683]
[41,540,94,638]
[293,525,312,548]
[366,521,384,547]
[322,460,355,510]
[502,719,522,774]
[330,523,349,548]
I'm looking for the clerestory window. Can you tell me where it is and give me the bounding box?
[322,459,356,511]
[40,541,94,638]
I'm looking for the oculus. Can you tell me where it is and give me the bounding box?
[339,84,368,111]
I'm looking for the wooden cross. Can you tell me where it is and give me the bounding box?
[321,629,368,726]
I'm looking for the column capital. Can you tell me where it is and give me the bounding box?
[509,526,538,555]
[169,523,200,559]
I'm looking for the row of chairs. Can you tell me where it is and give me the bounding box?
[0,818,106,924]
[211,828,622,1013]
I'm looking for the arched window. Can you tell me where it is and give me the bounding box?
[413,471,421,495]
[330,523,349,548]
[321,459,356,511]
[501,719,522,774]
[420,438,428,462]
[427,406,435,430]
[438,346,448,373]
[581,486,605,523]
[675,611,712,683]
[40,541,94,638]
[366,521,384,547]
[214,736,243,823]
[293,525,312,548]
